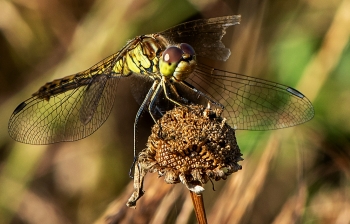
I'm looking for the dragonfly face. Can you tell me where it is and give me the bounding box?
[159,43,197,81]
[8,15,314,148]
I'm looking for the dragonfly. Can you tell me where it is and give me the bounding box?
[8,15,314,160]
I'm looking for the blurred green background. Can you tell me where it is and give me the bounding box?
[0,0,349,223]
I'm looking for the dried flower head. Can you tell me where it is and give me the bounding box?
[127,104,243,208]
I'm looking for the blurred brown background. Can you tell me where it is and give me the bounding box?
[0,0,349,223]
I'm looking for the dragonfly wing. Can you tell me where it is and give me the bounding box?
[160,15,241,61]
[80,74,109,125]
[185,63,314,130]
[129,73,154,106]
[8,74,120,144]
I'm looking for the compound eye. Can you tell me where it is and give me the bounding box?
[162,47,183,63]
[180,43,195,56]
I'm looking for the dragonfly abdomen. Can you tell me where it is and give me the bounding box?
[32,74,85,100]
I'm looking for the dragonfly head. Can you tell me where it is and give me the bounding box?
[159,43,197,81]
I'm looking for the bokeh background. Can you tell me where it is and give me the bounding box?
[0,0,349,223]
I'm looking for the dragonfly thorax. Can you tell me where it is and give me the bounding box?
[159,43,197,82]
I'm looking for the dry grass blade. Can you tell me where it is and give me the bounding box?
[94,175,175,224]
[272,182,307,224]
[298,0,350,100]
[175,192,194,224]
[208,134,280,224]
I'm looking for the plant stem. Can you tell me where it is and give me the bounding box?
[190,191,207,224]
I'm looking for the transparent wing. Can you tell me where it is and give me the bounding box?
[8,71,120,145]
[185,63,314,130]
[160,15,241,61]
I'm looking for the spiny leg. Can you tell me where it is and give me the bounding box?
[147,82,163,124]
[181,80,224,109]
[129,79,161,178]
[162,79,223,110]
[162,79,186,107]
[148,82,168,139]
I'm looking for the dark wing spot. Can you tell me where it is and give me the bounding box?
[13,102,27,115]
[287,87,304,98]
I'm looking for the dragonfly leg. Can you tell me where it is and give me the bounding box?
[162,79,186,107]
[148,83,169,139]
[154,106,164,117]
[181,80,224,109]
[147,82,163,123]
[129,79,161,178]
[168,81,190,105]
[163,79,223,110]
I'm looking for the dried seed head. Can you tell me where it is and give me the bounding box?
[139,104,243,191]
[127,104,243,207]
